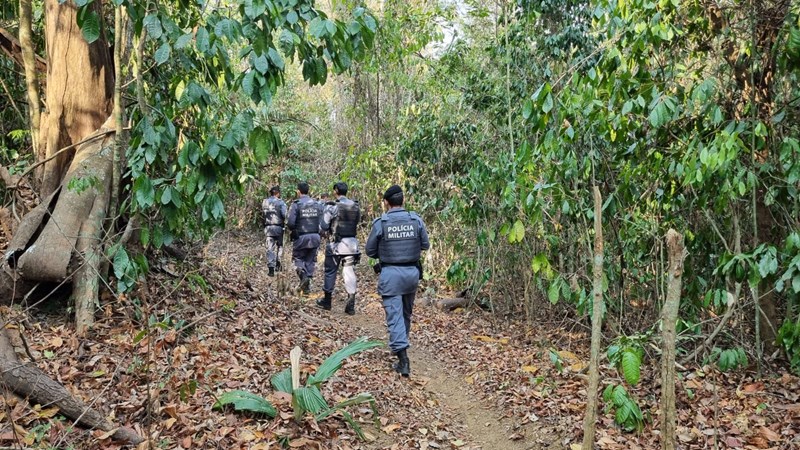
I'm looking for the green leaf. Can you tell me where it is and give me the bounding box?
[213,390,276,417]
[522,99,533,120]
[196,27,210,53]
[279,29,296,55]
[175,33,193,49]
[112,246,130,279]
[143,14,163,40]
[309,17,326,38]
[548,278,561,305]
[154,42,171,65]
[134,176,155,208]
[612,385,628,406]
[293,386,329,416]
[621,349,641,385]
[271,368,292,393]
[242,70,256,97]
[77,7,101,44]
[324,20,337,37]
[253,54,269,74]
[249,126,274,163]
[602,384,614,402]
[542,92,554,114]
[161,187,173,205]
[286,10,298,24]
[508,219,525,243]
[621,100,632,115]
[307,337,383,386]
[244,0,266,18]
[268,47,285,70]
[215,19,238,41]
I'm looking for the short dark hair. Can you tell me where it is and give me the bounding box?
[333,182,348,196]
[386,192,404,207]
[269,186,281,195]
[297,181,310,195]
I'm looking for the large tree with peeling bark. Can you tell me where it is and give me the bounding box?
[0,0,376,443]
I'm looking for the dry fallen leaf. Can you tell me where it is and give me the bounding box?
[382,423,402,433]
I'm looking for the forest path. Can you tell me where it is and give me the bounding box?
[342,298,547,450]
[254,230,564,450]
[213,229,573,448]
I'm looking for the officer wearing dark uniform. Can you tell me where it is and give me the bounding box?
[262,186,287,277]
[365,185,430,377]
[316,182,361,315]
[286,182,322,294]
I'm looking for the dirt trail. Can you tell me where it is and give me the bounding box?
[224,229,565,448]
[337,296,549,450]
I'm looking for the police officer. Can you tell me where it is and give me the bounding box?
[316,182,361,315]
[287,181,322,294]
[365,185,429,377]
[262,186,287,277]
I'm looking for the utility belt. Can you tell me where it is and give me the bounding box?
[298,231,319,236]
[374,260,423,280]
[334,234,356,242]
[380,261,418,267]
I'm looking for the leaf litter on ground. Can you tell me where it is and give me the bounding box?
[3,229,799,449]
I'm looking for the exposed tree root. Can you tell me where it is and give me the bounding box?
[0,321,142,444]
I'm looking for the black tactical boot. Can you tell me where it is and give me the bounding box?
[344,294,355,315]
[394,349,410,377]
[276,261,282,272]
[316,291,332,310]
[268,267,275,277]
[300,276,311,295]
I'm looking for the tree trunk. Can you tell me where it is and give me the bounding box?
[661,229,685,450]
[19,0,41,156]
[582,186,604,450]
[72,130,114,335]
[38,0,113,197]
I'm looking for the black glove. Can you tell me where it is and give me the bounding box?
[290,229,299,241]
[372,262,382,274]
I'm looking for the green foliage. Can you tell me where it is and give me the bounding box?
[66,175,100,194]
[603,384,645,432]
[709,347,749,372]
[212,390,277,417]
[107,244,148,293]
[548,349,564,373]
[267,337,383,439]
[607,337,645,386]
[307,337,384,386]
[777,318,800,375]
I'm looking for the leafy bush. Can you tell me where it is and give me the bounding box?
[603,384,645,432]
[607,334,648,386]
[709,347,749,372]
[778,319,800,375]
